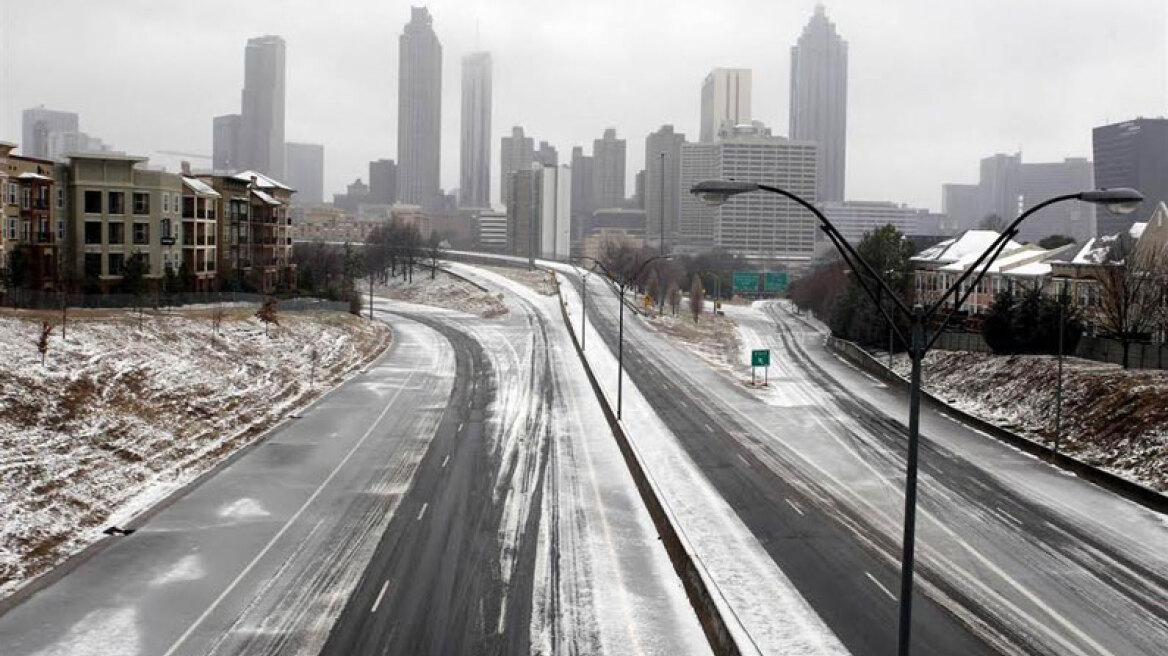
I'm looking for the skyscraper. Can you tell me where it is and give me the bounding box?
[570,146,594,240]
[240,35,286,179]
[21,107,79,159]
[534,141,558,167]
[369,159,398,205]
[1093,118,1168,234]
[680,122,818,260]
[284,142,324,205]
[699,69,751,143]
[213,114,242,172]
[789,4,848,202]
[459,52,492,209]
[398,7,443,208]
[645,124,686,251]
[500,126,534,209]
[591,128,626,210]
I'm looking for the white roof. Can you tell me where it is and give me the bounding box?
[912,230,1021,264]
[231,170,293,191]
[1005,261,1052,277]
[182,176,220,198]
[1129,222,1147,240]
[251,188,281,206]
[1070,235,1118,265]
[937,245,1046,274]
[16,172,53,182]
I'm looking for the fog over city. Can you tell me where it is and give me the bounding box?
[2,0,1165,209]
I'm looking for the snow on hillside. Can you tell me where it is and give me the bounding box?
[0,308,389,597]
[892,351,1168,491]
[370,267,508,317]
[639,300,742,377]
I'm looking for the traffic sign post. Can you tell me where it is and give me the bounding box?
[750,348,770,387]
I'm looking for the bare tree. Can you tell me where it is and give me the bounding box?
[689,274,704,324]
[211,303,225,345]
[667,282,681,316]
[1096,235,1167,368]
[255,298,279,337]
[426,232,444,279]
[645,269,660,315]
[37,320,52,366]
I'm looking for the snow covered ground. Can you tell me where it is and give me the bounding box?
[369,267,508,317]
[888,349,1168,491]
[639,302,742,379]
[0,307,389,598]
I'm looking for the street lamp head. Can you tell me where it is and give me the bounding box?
[1079,188,1144,215]
[690,180,759,207]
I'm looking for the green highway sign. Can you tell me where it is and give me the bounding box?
[751,349,770,367]
[732,271,760,293]
[763,271,789,293]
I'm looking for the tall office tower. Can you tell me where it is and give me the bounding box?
[369,159,398,204]
[1093,118,1168,233]
[538,165,572,260]
[1018,158,1095,242]
[789,4,848,202]
[240,35,287,179]
[21,107,79,159]
[507,166,539,259]
[699,69,751,142]
[398,6,443,208]
[459,52,492,208]
[942,183,982,232]
[500,126,534,208]
[591,128,626,210]
[633,170,646,210]
[284,142,324,205]
[645,124,686,251]
[570,146,594,240]
[681,122,818,260]
[978,152,1021,224]
[213,114,242,172]
[680,142,718,249]
[534,141,558,167]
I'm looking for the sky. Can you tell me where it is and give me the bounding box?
[1,0,1166,212]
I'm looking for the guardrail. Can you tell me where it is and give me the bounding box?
[825,334,1168,514]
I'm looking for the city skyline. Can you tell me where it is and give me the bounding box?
[1,1,1164,211]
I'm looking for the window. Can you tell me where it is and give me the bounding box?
[84,253,102,278]
[108,222,124,244]
[108,253,124,275]
[108,191,124,215]
[84,190,102,214]
[56,188,64,209]
[182,196,195,218]
[161,218,172,240]
[133,223,149,245]
[6,218,15,239]
[85,221,102,244]
[133,192,150,215]
[57,220,65,240]
[6,183,16,204]
[162,193,170,214]
[22,187,30,210]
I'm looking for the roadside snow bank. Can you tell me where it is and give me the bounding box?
[0,308,389,597]
[894,351,1167,491]
[370,268,508,317]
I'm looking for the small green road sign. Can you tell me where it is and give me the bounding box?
[751,349,770,367]
[763,271,789,293]
[732,271,760,293]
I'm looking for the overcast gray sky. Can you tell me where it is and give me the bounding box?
[2,0,1165,211]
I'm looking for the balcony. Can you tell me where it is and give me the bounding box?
[160,236,177,246]
[35,232,52,244]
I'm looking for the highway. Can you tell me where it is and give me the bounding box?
[0,270,707,656]
[554,265,1168,656]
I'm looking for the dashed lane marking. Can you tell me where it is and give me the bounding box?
[784,498,805,516]
[370,580,390,613]
[417,502,428,521]
[865,571,897,601]
[441,455,450,469]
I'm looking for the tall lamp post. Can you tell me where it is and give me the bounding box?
[691,179,1142,656]
[578,254,673,419]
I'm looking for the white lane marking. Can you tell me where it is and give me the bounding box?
[737,453,750,467]
[370,580,390,613]
[865,571,897,601]
[458,422,464,432]
[704,423,714,432]
[784,498,805,516]
[417,502,428,521]
[160,364,422,656]
[679,399,688,408]
[441,455,450,469]
[996,507,1023,526]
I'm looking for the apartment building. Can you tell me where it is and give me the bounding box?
[207,170,295,292]
[180,175,220,292]
[1,142,59,290]
[57,152,183,293]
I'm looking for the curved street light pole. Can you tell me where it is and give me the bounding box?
[690,179,1142,656]
[578,254,672,419]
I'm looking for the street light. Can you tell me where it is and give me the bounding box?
[577,253,673,419]
[691,178,1142,656]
